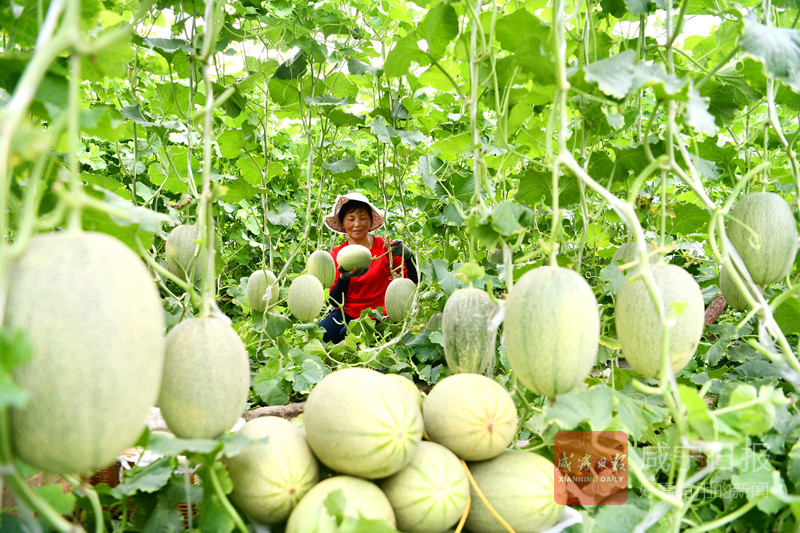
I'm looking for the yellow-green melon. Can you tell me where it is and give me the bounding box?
[423,374,517,461]
[427,312,444,329]
[505,266,599,397]
[616,264,705,379]
[158,316,249,439]
[285,476,396,533]
[303,368,423,479]
[288,274,324,321]
[224,417,319,524]
[611,241,658,268]
[5,232,165,473]
[384,374,424,410]
[727,192,798,285]
[465,450,564,533]
[247,269,279,313]
[307,250,337,289]
[165,224,207,281]
[379,441,469,533]
[442,288,497,374]
[720,266,749,311]
[385,277,416,322]
[337,244,372,271]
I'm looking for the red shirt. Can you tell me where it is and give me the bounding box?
[331,236,409,318]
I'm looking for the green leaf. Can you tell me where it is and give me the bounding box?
[516,169,581,206]
[397,130,427,148]
[431,259,462,294]
[717,384,776,435]
[324,156,358,175]
[305,95,349,107]
[324,489,347,526]
[221,177,268,204]
[146,433,219,456]
[667,203,710,236]
[685,86,719,136]
[632,62,688,100]
[624,0,655,15]
[739,14,800,92]
[329,109,366,128]
[116,457,176,495]
[275,51,308,80]
[678,384,715,440]
[0,328,33,373]
[371,117,399,143]
[495,9,549,52]
[431,132,471,156]
[456,262,486,283]
[120,105,155,127]
[417,3,459,60]
[79,105,128,142]
[773,295,800,335]
[347,58,378,76]
[545,386,615,430]
[584,51,636,99]
[286,358,325,394]
[33,485,76,515]
[222,432,263,458]
[384,34,426,78]
[591,503,649,533]
[514,34,557,84]
[217,129,246,158]
[266,202,297,227]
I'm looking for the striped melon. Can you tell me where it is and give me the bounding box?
[423,374,517,461]
[727,192,798,284]
[165,224,207,281]
[385,278,416,322]
[505,266,600,397]
[288,275,324,321]
[224,417,319,524]
[442,288,497,374]
[285,476,396,533]
[247,269,279,313]
[465,450,563,533]
[616,264,704,379]
[337,244,372,271]
[303,368,423,479]
[5,232,165,474]
[379,441,469,533]
[158,316,249,439]
[720,266,749,311]
[307,250,337,289]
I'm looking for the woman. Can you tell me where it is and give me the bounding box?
[319,192,418,344]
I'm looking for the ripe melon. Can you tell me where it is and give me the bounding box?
[337,244,372,271]
[423,374,516,461]
[727,192,798,285]
[465,450,563,533]
[442,288,497,374]
[616,264,704,379]
[505,266,600,397]
[307,250,337,289]
[379,441,469,533]
[303,368,423,479]
[224,417,319,524]
[5,232,165,474]
[427,312,444,329]
[385,278,416,322]
[384,374,424,410]
[247,269,279,313]
[611,241,658,268]
[285,476,396,533]
[720,266,749,311]
[158,316,250,439]
[165,224,207,281]
[288,274,324,321]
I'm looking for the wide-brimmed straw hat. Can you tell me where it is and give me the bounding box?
[324,192,384,234]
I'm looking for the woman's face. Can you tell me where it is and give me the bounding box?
[342,208,372,240]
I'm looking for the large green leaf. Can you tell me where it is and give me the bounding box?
[495,9,549,52]
[584,51,636,99]
[773,295,800,335]
[417,2,459,60]
[667,203,710,236]
[740,14,800,92]
[516,169,581,206]
[384,34,427,78]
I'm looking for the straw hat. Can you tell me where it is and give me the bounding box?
[324,193,385,234]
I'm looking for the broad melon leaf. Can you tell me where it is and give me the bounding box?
[324,156,358,174]
[217,129,246,159]
[624,0,655,15]
[147,433,219,456]
[667,203,710,236]
[384,34,426,78]
[33,485,76,515]
[545,386,615,430]
[717,384,776,435]
[516,169,581,207]
[266,202,297,227]
[397,129,427,148]
[431,132,471,156]
[305,95,348,107]
[120,104,155,127]
[788,440,800,487]
[221,177,268,204]
[371,117,398,143]
[417,3,459,60]
[584,51,636,99]
[685,86,719,135]
[347,58,378,76]
[236,157,264,186]
[773,295,800,335]
[431,259,462,294]
[632,62,688,100]
[115,456,177,495]
[739,14,800,92]
[495,9,549,52]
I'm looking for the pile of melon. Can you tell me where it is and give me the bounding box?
[225,368,564,533]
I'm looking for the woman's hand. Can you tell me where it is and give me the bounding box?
[339,265,368,280]
[389,239,413,261]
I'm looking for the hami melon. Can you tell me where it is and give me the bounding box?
[336,244,372,271]
[288,274,324,321]
[442,288,497,375]
[385,277,416,322]
[720,266,749,311]
[165,224,208,281]
[307,250,337,289]
[247,269,279,313]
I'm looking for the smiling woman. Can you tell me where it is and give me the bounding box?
[319,192,418,344]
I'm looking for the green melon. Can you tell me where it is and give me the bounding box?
[720,266,750,311]
[337,244,372,271]
[303,368,423,479]
[611,241,658,268]
[384,374,424,410]
[288,274,324,321]
[385,278,416,322]
[5,232,165,474]
[505,266,599,397]
[379,441,469,533]
[423,374,517,461]
[285,476,396,533]
[616,264,705,379]
[442,288,497,374]
[224,417,319,524]
[465,450,564,533]
[158,316,250,439]
[165,224,207,281]
[307,250,337,289]
[727,192,798,285]
[427,312,444,329]
[247,269,279,313]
